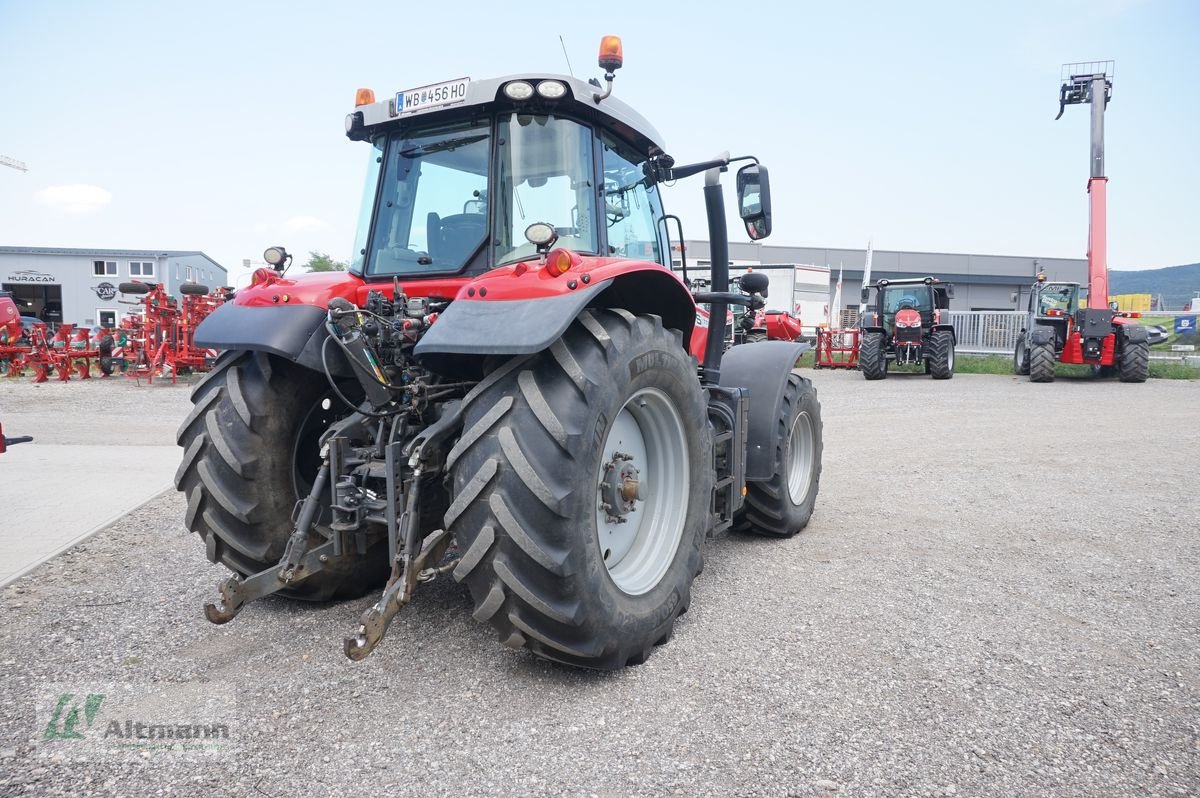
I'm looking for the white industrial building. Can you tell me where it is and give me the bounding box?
[0,247,227,328]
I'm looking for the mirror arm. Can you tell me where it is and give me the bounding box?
[692,291,762,308]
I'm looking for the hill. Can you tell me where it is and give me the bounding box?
[1109,262,1200,310]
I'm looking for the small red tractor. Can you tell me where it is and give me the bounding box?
[179,37,824,669]
[1013,63,1148,383]
[858,277,956,380]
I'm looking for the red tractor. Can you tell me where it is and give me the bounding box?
[180,37,824,669]
[857,277,956,380]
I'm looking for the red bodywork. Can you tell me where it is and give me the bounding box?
[756,310,804,341]
[237,251,705,359]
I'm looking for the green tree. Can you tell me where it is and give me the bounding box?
[304,251,347,272]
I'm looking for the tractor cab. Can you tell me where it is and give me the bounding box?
[344,74,671,280]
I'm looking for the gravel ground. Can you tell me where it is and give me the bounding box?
[0,374,196,446]
[0,370,1197,797]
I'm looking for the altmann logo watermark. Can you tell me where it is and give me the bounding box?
[36,683,237,761]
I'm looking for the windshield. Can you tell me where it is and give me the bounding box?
[881,286,932,314]
[366,120,491,276]
[1038,283,1077,315]
[494,114,597,265]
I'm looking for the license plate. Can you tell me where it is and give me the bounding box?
[396,78,470,116]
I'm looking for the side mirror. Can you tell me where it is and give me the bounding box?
[740,271,769,297]
[860,288,870,304]
[736,164,772,241]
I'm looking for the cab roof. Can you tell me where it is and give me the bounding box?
[353,73,666,155]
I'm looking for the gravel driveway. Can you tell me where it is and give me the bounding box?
[0,370,1196,797]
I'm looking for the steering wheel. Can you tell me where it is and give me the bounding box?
[897,297,917,310]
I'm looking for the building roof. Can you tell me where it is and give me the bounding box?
[0,246,227,273]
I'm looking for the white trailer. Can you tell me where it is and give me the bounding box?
[677,262,832,338]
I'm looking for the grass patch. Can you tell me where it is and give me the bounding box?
[953,353,1198,380]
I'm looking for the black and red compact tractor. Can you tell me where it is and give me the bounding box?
[179,37,824,669]
[858,277,956,380]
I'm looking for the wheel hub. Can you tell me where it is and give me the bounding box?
[599,452,645,522]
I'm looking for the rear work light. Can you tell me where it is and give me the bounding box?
[536,80,566,99]
[503,81,535,100]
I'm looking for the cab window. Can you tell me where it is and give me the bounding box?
[601,132,664,264]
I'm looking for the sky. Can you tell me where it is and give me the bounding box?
[1,0,1197,288]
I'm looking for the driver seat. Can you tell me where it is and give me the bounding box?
[427,212,485,266]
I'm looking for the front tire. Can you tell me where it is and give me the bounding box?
[1118,339,1149,383]
[175,351,388,600]
[1029,342,1056,383]
[927,330,955,379]
[736,373,822,537]
[446,309,712,669]
[859,331,888,380]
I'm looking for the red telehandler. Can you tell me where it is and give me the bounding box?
[1013,62,1149,383]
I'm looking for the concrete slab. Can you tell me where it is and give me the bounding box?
[0,444,180,587]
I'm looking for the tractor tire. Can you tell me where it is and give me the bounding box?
[745,332,768,344]
[1013,337,1030,375]
[1118,339,1149,383]
[1029,342,1056,383]
[735,372,822,537]
[175,350,389,601]
[119,282,150,295]
[180,283,210,296]
[859,331,887,380]
[927,330,955,379]
[446,309,712,669]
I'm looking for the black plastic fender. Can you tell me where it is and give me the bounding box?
[194,303,351,376]
[718,340,811,481]
[413,280,614,362]
[1119,323,1149,344]
[932,323,956,344]
[1030,326,1056,346]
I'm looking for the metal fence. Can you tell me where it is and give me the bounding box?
[948,311,1025,354]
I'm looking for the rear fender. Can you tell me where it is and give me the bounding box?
[194,303,352,376]
[718,341,810,481]
[414,264,698,372]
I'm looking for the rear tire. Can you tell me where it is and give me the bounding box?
[735,373,822,537]
[745,332,768,344]
[1029,342,1056,383]
[927,330,955,379]
[175,350,388,600]
[1118,339,1149,383]
[1014,337,1030,375]
[859,331,887,380]
[446,309,712,669]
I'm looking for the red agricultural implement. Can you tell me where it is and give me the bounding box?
[813,328,860,369]
[117,281,228,383]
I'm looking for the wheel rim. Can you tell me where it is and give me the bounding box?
[1015,339,1024,370]
[786,410,815,505]
[595,387,689,596]
[947,342,955,370]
